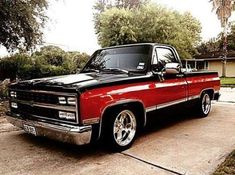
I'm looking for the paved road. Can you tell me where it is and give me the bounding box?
[0,101,235,175]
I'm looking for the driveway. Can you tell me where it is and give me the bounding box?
[219,87,235,103]
[0,89,235,175]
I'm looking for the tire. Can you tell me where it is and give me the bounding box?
[103,108,138,151]
[196,92,211,117]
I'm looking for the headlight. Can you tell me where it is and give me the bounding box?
[10,91,17,98]
[59,111,76,120]
[58,97,67,104]
[11,102,18,109]
[67,97,76,105]
[58,97,76,105]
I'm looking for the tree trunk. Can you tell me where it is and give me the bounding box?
[222,26,228,77]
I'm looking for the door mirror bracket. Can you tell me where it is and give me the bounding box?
[152,67,165,82]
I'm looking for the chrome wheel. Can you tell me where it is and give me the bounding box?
[113,110,137,147]
[202,94,211,115]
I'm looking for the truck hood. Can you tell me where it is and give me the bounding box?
[10,72,151,91]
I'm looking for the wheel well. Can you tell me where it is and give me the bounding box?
[201,89,214,100]
[101,102,145,136]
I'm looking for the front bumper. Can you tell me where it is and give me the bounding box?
[6,112,92,145]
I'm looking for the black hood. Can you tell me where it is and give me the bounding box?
[10,72,152,92]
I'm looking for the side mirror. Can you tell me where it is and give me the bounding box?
[165,63,181,74]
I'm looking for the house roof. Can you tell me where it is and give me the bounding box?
[184,57,235,62]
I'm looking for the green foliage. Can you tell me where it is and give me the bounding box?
[0,0,48,52]
[94,0,148,13]
[93,0,148,37]
[196,24,235,58]
[95,3,201,59]
[0,53,33,80]
[34,46,67,66]
[98,8,137,46]
[0,46,90,81]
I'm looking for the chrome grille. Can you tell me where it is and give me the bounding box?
[16,91,58,104]
[9,89,79,124]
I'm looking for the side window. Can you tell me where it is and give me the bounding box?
[156,47,177,65]
[154,47,178,72]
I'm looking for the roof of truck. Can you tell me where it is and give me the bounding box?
[100,43,173,50]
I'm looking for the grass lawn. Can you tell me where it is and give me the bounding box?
[213,150,235,175]
[220,77,235,85]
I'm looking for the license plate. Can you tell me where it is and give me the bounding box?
[23,124,37,136]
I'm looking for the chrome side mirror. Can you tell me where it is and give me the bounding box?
[165,63,181,74]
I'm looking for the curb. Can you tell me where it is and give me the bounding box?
[221,85,235,88]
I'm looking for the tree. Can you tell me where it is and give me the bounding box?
[211,0,235,28]
[67,51,90,70]
[34,46,66,67]
[210,0,235,76]
[93,0,148,38]
[0,0,48,52]
[95,3,201,59]
[196,23,235,58]
[94,0,148,13]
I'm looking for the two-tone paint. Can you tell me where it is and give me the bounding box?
[79,71,220,127]
[6,43,221,145]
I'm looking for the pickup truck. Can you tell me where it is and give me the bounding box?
[7,43,220,151]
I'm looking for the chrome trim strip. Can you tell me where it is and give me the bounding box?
[8,111,78,125]
[11,99,76,112]
[187,95,200,101]
[83,118,100,125]
[145,88,217,113]
[155,81,187,88]
[6,114,92,145]
[146,96,197,113]
[146,106,157,112]
[30,113,78,125]
[157,98,187,109]
[9,89,77,97]
[75,96,79,124]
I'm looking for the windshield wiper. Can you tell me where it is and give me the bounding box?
[83,68,100,73]
[102,68,129,74]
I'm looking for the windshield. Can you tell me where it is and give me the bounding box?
[82,45,152,73]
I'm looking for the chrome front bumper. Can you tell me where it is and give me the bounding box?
[6,113,92,145]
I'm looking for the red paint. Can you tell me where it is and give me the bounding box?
[79,73,220,122]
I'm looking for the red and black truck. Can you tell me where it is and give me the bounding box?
[7,43,220,151]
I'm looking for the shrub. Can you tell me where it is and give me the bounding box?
[0,46,90,81]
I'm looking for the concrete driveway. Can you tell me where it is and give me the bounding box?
[219,87,235,103]
[0,90,235,175]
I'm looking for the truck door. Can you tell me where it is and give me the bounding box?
[152,47,187,109]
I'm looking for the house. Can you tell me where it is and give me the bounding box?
[181,57,235,77]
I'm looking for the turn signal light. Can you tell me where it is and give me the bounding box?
[58,111,76,120]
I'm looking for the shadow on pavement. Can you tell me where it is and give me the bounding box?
[15,104,198,158]
[17,132,109,158]
[143,104,197,134]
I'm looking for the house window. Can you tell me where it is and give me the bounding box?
[204,61,208,69]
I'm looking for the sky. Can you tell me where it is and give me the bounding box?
[1,0,235,57]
